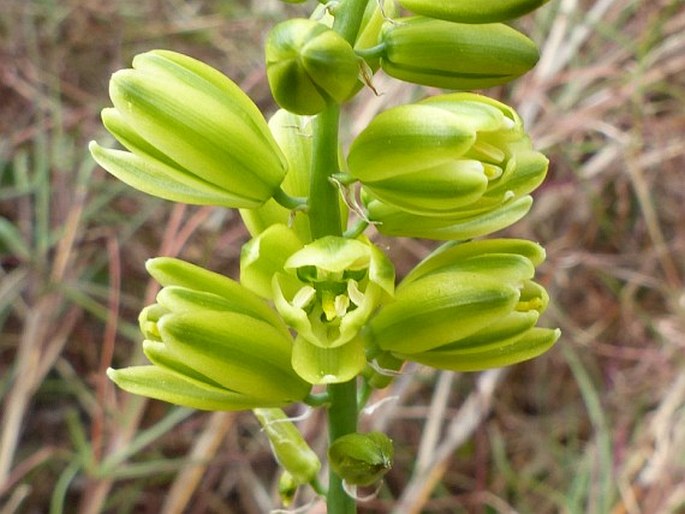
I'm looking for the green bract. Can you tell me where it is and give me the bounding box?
[399,0,551,23]
[265,18,360,115]
[269,236,395,384]
[379,16,539,89]
[89,50,287,209]
[328,432,393,486]
[365,239,560,370]
[107,257,310,410]
[254,408,321,486]
[348,93,548,236]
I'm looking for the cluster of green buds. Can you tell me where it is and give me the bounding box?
[90,0,559,508]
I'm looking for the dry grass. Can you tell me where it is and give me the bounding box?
[1,0,684,513]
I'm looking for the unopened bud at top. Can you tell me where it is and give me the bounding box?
[266,18,360,115]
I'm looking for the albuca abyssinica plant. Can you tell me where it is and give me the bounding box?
[91,1,560,511]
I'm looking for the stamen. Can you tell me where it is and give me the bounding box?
[292,286,316,309]
[347,280,366,307]
[334,294,350,318]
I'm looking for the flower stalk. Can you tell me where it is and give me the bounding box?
[313,3,371,511]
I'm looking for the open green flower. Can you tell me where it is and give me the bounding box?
[108,257,310,410]
[89,50,287,209]
[273,236,395,349]
[365,239,560,371]
[378,17,539,89]
[240,227,395,384]
[258,236,395,384]
[348,92,548,238]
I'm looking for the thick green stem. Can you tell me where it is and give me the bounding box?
[308,0,370,239]
[309,104,342,239]
[327,380,359,514]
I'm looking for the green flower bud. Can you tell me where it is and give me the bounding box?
[366,239,560,370]
[254,408,321,486]
[89,50,287,208]
[379,17,539,89]
[348,93,548,231]
[328,432,393,487]
[265,18,360,115]
[272,236,395,384]
[108,258,310,411]
[399,0,551,24]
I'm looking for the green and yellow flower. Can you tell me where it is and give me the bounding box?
[265,18,360,115]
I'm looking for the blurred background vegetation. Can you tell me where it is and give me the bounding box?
[1,0,684,512]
